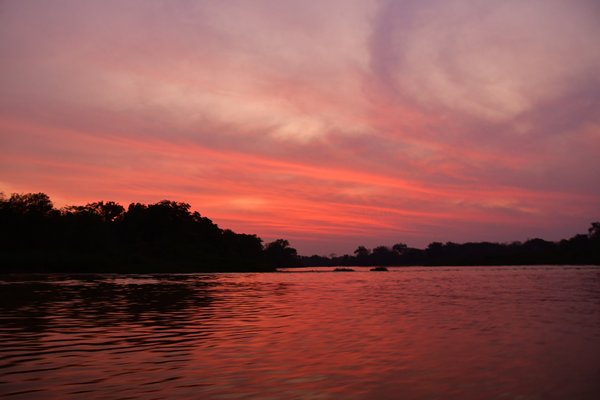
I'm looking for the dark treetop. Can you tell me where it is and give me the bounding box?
[300,225,600,267]
[0,192,598,272]
[0,192,296,272]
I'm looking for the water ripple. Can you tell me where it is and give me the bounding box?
[1,266,599,399]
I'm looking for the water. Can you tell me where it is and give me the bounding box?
[1,266,599,399]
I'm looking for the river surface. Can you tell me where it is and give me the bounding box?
[1,266,599,399]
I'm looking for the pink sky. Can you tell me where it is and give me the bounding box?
[1,0,599,255]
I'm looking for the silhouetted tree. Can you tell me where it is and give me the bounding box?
[392,243,408,254]
[589,222,600,239]
[0,193,59,257]
[2,191,599,271]
[353,246,371,265]
[354,246,370,257]
[264,239,298,267]
[372,246,397,265]
[589,222,600,264]
[0,192,287,272]
[5,192,55,216]
[86,201,125,222]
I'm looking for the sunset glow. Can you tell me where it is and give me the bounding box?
[1,0,599,254]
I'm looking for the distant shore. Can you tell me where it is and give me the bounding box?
[2,192,598,273]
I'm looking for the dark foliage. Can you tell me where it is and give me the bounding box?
[1,192,598,272]
[298,224,599,267]
[0,192,297,272]
[263,239,299,268]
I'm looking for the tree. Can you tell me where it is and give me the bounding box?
[372,246,396,265]
[4,192,55,216]
[353,246,370,257]
[88,201,125,222]
[589,222,600,239]
[392,243,408,254]
[264,239,298,267]
[0,193,58,256]
[426,242,443,253]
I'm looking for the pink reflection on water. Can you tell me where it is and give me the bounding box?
[0,267,599,399]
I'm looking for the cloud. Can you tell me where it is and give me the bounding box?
[1,0,599,254]
[0,0,374,143]
[370,0,600,122]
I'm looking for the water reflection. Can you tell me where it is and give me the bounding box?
[1,267,599,399]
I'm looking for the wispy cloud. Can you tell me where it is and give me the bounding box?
[1,0,599,254]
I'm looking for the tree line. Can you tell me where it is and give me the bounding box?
[0,192,297,272]
[1,192,598,272]
[300,224,600,267]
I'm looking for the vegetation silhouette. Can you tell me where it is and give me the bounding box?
[1,192,598,272]
[299,227,599,267]
[0,192,295,272]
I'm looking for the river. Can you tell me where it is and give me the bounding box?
[1,266,599,399]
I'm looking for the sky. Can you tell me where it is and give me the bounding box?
[1,0,599,255]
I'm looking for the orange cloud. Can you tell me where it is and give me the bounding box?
[1,1,599,254]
